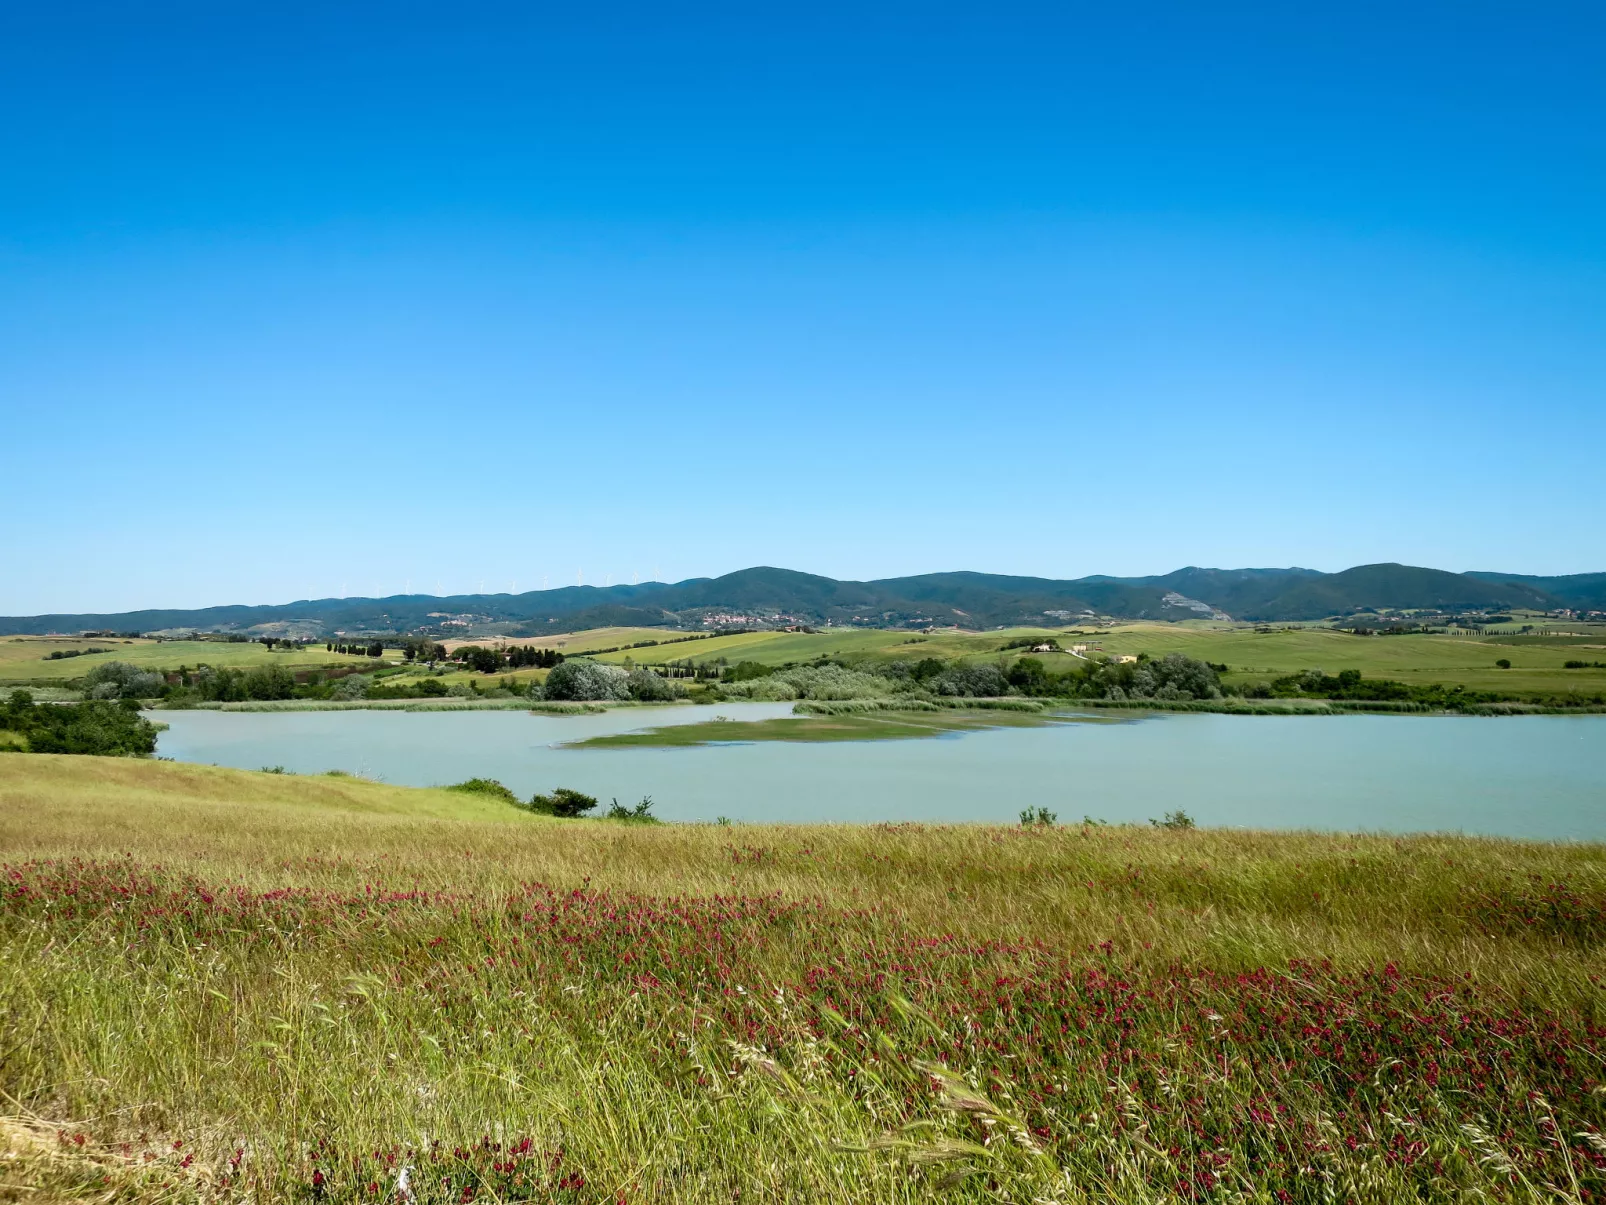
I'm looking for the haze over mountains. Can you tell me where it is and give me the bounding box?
[3,564,1603,639]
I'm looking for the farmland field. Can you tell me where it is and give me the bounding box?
[585,622,1606,700]
[10,620,1605,702]
[0,636,380,682]
[442,627,689,656]
[2,755,1604,1202]
[1081,624,1606,697]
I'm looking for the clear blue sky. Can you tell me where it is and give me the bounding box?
[3,1,1602,614]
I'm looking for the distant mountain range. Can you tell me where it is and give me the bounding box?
[3,564,1603,638]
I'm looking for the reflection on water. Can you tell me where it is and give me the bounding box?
[152,705,1606,839]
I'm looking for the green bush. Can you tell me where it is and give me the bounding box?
[542,660,631,702]
[445,778,520,805]
[526,787,599,817]
[721,661,775,683]
[82,661,166,699]
[606,795,661,823]
[626,667,682,702]
[0,690,158,756]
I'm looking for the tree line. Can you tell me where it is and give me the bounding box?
[327,641,385,657]
[451,645,564,674]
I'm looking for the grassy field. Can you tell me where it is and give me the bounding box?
[589,627,940,667]
[444,628,694,656]
[583,621,1606,701]
[2,756,1604,1202]
[18,619,1602,703]
[0,636,380,683]
[1079,624,1606,697]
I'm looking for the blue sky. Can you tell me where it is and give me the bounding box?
[3,2,1602,613]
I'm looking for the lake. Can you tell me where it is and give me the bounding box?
[149,705,1606,838]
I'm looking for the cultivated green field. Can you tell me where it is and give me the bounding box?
[0,636,380,682]
[449,626,693,655]
[11,619,1605,702]
[590,627,1034,667]
[586,621,1606,699]
[2,756,1603,1203]
[1080,623,1606,697]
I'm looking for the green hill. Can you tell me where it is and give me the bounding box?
[1466,570,1606,610]
[0,562,1587,638]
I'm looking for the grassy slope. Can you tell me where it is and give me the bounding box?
[1083,623,1606,696]
[589,621,1606,698]
[446,626,685,654]
[0,636,379,682]
[2,757,1604,1202]
[3,755,1601,989]
[589,627,1046,667]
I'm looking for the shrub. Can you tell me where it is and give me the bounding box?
[330,674,371,700]
[446,778,520,805]
[1152,809,1197,831]
[82,661,165,700]
[626,667,681,702]
[244,664,296,700]
[930,663,1011,697]
[526,787,598,817]
[606,795,661,823]
[1495,659,1511,669]
[1097,653,1221,701]
[0,691,158,756]
[541,660,631,702]
[720,675,800,701]
[1006,658,1053,695]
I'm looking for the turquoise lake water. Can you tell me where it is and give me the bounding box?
[151,705,1606,838]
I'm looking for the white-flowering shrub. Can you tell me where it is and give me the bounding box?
[331,674,371,700]
[542,659,631,701]
[626,667,683,702]
[719,676,799,701]
[82,662,165,699]
[721,664,894,701]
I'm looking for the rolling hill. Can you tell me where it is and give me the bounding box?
[1466,571,1606,611]
[0,563,1589,638]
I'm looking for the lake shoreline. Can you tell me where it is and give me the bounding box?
[142,694,1606,720]
[143,704,1606,837]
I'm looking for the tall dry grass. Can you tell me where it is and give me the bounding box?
[2,755,1603,1202]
